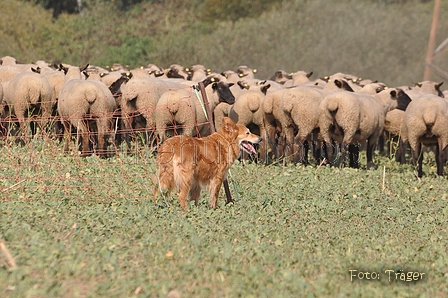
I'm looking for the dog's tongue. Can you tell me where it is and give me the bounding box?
[243,142,256,154]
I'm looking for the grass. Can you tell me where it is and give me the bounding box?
[0,139,447,297]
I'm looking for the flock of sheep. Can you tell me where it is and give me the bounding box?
[0,55,447,177]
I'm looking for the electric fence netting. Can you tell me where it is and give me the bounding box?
[0,83,232,204]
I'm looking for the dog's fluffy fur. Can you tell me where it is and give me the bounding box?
[154,117,261,210]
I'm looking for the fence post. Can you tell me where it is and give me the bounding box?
[198,81,233,205]
[424,0,441,81]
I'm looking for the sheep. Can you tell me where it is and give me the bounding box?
[56,63,89,82]
[228,84,270,163]
[0,65,23,82]
[221,70,241,83]
[263,79,354,164]
[162,64,190,79]
[57,79,117,157]
[146,64,165,78]
[383,81,444,163]
[236,66,257,80]
[0,56,17,66]
[269,70,291,84]
[319,88,410,169]
[120,76,185,147]
[271,70,313,88]
[3,71,54,141]
[155,78,235,143]
[403,94,448,177]
[185,64,210,81]
[413,81,444,97]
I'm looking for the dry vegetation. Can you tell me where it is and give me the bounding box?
[1,0,448,87]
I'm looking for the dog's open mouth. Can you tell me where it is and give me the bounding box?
[240,141,257,155]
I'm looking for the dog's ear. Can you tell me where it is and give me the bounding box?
[221,117,236,133]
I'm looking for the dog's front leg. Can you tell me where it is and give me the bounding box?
[208,178,223,208]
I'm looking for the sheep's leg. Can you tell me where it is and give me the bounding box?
[276,131,285,159]
[349,143,360,168]
[293,137,303,164]
[412,142,423,178]
[340,142,349,167]
[323,140,335,165]
[396,139,408,164]
[265,123,277,161]
[77,120,90,157]
[16,117,28,145]
[436,139,444,176]
[258,127,268,164]
[284,126,295,163]
[62,121,72,153]
[96,118,109,158]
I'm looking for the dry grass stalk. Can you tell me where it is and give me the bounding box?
[0,241,17,269]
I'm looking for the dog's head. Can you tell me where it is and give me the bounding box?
[221,117,262,155]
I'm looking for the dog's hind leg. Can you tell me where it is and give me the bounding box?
[188,182,201,206]
[175,169,193,210]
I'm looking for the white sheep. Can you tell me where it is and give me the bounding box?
[383,81,444,163]
[3,71,54,140]
[236,65,257,80]
[228,84,270,163]
[120,76,185,146]
[319,88,409,169]
[58,79,117,157]
[155,78,235,143]
[403,94,448,177]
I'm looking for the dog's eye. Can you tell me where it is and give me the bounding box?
[246,131,250,135]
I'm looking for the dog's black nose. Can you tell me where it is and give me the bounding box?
[258,137,263,142]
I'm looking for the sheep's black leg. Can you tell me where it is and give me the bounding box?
[349,143,360,168]
[396,140,408,164]
[436,140,444,176]
[366,140,376,170]
[413,142,423,178]
[340,142,349,167]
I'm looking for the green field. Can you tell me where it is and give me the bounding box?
[1,140,447,297]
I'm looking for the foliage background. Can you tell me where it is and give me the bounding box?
[1,0,448,87]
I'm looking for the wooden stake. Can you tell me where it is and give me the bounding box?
[198,81,233,204]
[424,0,441,81]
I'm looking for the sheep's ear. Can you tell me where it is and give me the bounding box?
[334,79,343,89]
[261,84,270,95]
[201,77,213,88]
[80,64,89,72]
[306,71,313,78]
[237,81,246,90]
[212,82,218,90]
[321,76,330,83]
[335,79,354,92]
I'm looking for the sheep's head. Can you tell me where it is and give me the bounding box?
[334,79,354,92]
[213,81,235,105]
[395,89,412,111]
